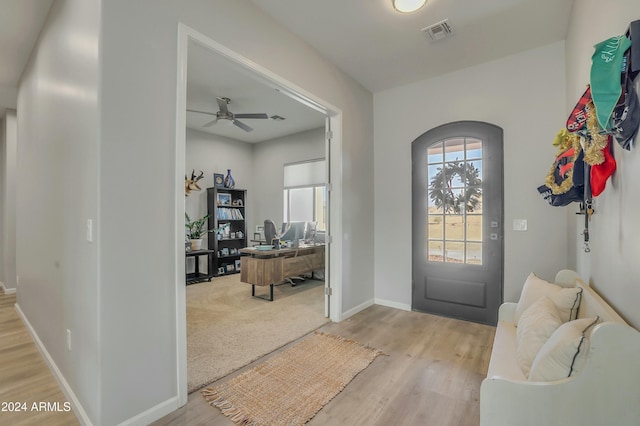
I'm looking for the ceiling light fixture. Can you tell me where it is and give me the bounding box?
[392,0,427,13]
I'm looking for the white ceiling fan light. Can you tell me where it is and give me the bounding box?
[392,0,427,13]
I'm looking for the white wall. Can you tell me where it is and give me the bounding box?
[0,116,4,285]
[374,42,568,308]
[1,112,18,291]
[1,111,18,292]
[98,1,373,424]
[252,127,325,235]
[185,128,253,244]
[16,0,100,422]
[565,0,640,328]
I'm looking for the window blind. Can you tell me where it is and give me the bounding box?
[283,159,326,188]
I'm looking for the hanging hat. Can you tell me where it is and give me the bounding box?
[590,136,617,197]
[627,20,640,81]
[567,86,592,133]
[537,133,585,207]
[611,74,640,150]
[590,35,632,129]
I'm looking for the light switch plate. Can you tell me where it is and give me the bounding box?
[86,219,93,242]
[513,219,528,231]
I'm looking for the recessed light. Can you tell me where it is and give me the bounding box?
[392,0,427,13]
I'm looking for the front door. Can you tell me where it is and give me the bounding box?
[412,121,503,325]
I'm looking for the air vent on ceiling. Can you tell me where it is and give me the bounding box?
[421,19,454,41]
[270,115,286,121]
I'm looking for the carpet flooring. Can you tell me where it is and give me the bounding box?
[187,274,329,393]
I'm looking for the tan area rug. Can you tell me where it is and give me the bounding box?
[187,274,329,392]
[202,332,384,425]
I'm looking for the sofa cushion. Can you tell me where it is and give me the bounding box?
[514,273,583,323]
[516,296,563,377]
[528,317,599,382]
[486,319,527,382]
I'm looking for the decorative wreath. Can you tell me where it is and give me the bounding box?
[429,161,482,214]
[583,101,608,166]
[545,130,582,195]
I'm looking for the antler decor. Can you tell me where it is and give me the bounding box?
[185,170,204,196]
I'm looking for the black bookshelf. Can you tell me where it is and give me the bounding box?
[207,187,247,276]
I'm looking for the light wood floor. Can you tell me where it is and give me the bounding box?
[1,289,495,426]
[0,292,78,426]
[155,304,495,426]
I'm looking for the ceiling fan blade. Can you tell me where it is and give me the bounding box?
[203,117,218,127]
[234,113,269,119]
[216,97,230,115]
[233,119,253,132]
[187,109,216,116]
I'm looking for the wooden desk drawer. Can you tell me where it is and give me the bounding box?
[240,256,283,286]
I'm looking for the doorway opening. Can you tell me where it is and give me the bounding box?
[175,24,343,405]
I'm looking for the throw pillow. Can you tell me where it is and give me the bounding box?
[516,296,563,377]
[514,273,583,324]
[528,317,599,382]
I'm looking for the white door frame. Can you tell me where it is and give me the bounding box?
[174,23,343,406]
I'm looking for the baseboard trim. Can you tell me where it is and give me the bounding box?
[0,282,16,294]
[117,396,179,426]
[374,298,412,312]
[341,298,374,320]
[14,303,92,426]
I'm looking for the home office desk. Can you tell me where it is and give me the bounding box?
[238,244,325,301]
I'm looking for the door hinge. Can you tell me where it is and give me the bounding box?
[326,130,333,140]
[325,287,333,296]
[326,235,333,244]
[326,183,333,192]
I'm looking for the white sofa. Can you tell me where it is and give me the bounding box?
[480,270,640,426]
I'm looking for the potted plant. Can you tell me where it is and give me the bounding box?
[185,213,213,251]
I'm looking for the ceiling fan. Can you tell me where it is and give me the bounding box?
[187,97,269,132]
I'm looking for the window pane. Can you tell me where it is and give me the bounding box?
[467,160,482,188]
[445,188,465,214]
[466,139,483,159]
[428,215,443,239]
[428,142,443,164]
[446,167,464,188]
[428,197,443,214]
[428,164,443,188]
[428,241,443,262]
[444,138,465,162]
[289,187,314,222]
[444,215,464,240]
[467,186,482,214]
[466,215,482,242]
[466,243,482,265]
[444,241,464,263]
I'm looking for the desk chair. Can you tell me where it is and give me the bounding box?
[264,219,278,247]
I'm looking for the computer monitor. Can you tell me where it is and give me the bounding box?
[280,222,306,242]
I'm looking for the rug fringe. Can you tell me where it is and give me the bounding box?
[314,331,387,357]
[202,388,259,426]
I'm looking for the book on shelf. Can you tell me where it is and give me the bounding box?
[216,208,244,220]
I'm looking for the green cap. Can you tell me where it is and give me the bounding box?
[590,35,631,129]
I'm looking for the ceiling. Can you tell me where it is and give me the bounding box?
[1,0,575,141]
[186,41,326,143]
[250,0,575,92]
